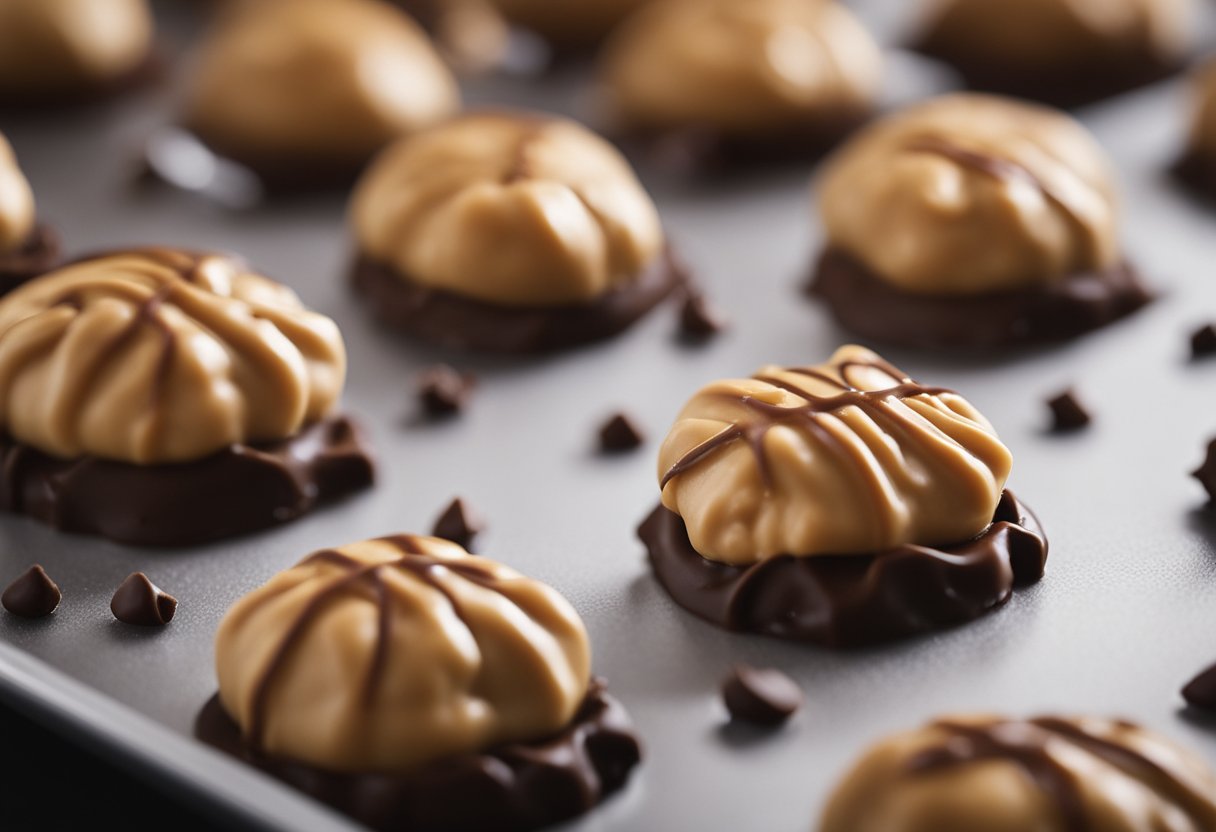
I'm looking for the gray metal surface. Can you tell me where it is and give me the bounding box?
[3,2,1216,830]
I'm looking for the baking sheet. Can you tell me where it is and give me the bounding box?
[3,2,1216,830]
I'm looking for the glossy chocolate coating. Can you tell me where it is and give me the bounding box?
[639,490,1047,648]
[197,678,642,832]
[809,248,1153,349]
[0,225,59,295]
[350,250,682,353]
[0,415,375,547]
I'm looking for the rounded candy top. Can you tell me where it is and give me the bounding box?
[657,345,1012,564]
[0,249,345,465]
[819,94,1120,295]
[215,535,591,773]
[351,112,665,307]
[184,0,459,167]
[820,713,1216,832]
[0,135,35,255]
[601,0,881,135]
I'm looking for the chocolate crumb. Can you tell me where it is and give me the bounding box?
[679,292,727,340]
[721,665,802,727]
[599,412,645,453]
[2,565,61,619]
[1192,324,1216,359]
[1046,389,1091,432]
[417,364,474,417]
[431,497,484,549]
[110,572,177,626]
[1194,439,1216,502]
[1183,661,1216,712]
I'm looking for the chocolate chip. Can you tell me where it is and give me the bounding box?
[1192,323,1216,359]
[1183,662,1216,712]
[110,572,177,626]
[432,498,484,549]
[1194,439,1216,502]
[417,365,474,417]
[1046,389,1091,432]
[721,665,802,727]
[2,565,61,619]
[599,412,645,453]
[679,292,727,340]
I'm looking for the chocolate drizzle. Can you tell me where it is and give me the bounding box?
[640,490,1048,648]
[660,356,949,490]
[196,678,642,832]
[245,536,514,750]
[908,717,1216,830]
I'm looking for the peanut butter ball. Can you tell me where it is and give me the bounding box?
[207,534,641,831]
[809,94,1153,348]
[820,714,1216,831]
[600,0,881,160]
[657,345,1011,564]
[0,0,155,106]
[183,0,460,188]
[916,0,1192,107]
[0,134,61,294]
[350,112,681,352]
[639,344,1047,647]
[0,248,374,546]
[0,136,35,259]
[1174,60,1216,200]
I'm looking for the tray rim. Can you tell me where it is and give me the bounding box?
[0,640,359,832]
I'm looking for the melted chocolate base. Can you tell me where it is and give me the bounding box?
[639,491,1048,648]
[1172,149,1216,206]
[912,34,1180,109]
[0,52,162,112]
[0,225,60,294]
[617,109,871,176]
[196,678,642,832]
[0,415,375,547]
[809,248,1154,349]
[351,251,684,353]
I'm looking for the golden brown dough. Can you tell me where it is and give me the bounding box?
[601,0,881,136]
[0,135,35,255]
[184,0,459,171]
[0,0,153,99]
[351,112,665,307]
[657,345,1012,564]
[818,94,1121,296]
[820,714,1216,832]
[215,535,591,772]
[0,249,345,464]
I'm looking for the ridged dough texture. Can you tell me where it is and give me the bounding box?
[920,0,1191,70]
[601,0,881,134]
[1189,60,1216,158]
[657,345,1012,564]
[184,0,459,164]
[820,714,1216,832]
[215,535,592,773]
[487,0,652,46]
[0,249,345,465]
[819,94,1121,295]
[0,134,35,254]
[351,112,665,307]
[0,0,153,96]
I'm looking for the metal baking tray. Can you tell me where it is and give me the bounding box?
[3,2,1216,830]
